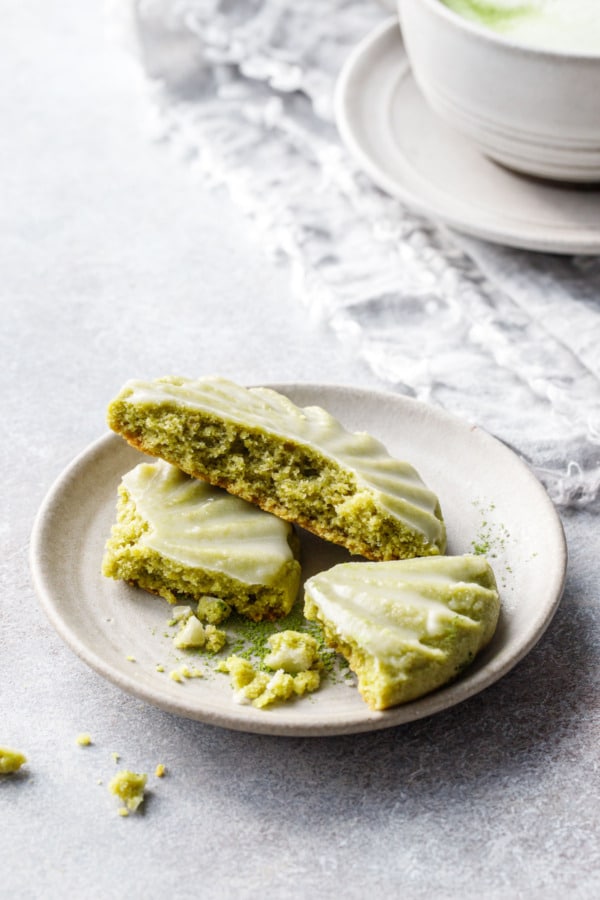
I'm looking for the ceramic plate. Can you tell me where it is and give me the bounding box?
[335,18,600,255]
[30,384,566,736]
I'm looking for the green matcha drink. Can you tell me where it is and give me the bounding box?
[440,1,600,52]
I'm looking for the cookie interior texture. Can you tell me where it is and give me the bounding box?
[107,375,446,562]
[102,459,301,622]
[304,555,500,710]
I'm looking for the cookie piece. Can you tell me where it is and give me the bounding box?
[102,459,301,622]
[304,554,500,710]
[107,375,446,561]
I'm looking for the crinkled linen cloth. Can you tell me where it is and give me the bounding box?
[126,0,600,509]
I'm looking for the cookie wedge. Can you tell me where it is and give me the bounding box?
[107,376,446,561]
[102,459,301,621]
[304,554,500,709]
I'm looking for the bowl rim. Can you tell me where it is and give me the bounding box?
[399,0,600,62]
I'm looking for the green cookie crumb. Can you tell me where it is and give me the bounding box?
[108,770,147,813]
[264,630,319,673]
[169,665,204,682]
[0,747,27,774]
[196,596,232,625]
[219,654,321,708]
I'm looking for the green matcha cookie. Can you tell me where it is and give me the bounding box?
[304,554,500,710]
[103,459,301,621]
[107,375,446,561]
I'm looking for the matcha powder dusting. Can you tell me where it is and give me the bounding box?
[226,602,340,676]
[470,501,511,558]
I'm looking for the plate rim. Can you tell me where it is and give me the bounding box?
[29,382,567,737]
[334,17,600,255]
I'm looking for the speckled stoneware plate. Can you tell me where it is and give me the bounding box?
[30,383,566,737]
[335,19,600,255]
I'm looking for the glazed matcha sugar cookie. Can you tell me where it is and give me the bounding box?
[304,554,500,710]
[102,459,301,622]
[107,375,446,561]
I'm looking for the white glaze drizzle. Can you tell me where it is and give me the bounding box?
[305,555,498,664]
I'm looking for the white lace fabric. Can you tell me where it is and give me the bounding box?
[130,0,600,509]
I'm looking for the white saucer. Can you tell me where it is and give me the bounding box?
[335,18,600,255]
[30,384,566,736]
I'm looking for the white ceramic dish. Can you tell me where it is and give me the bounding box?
[335,19,600,255]
[30,383,566,737]
[398,0,600,182]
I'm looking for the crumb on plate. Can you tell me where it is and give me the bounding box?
[173,614,227,652]
[264,630,319,673]
[169,665,204,683]
[219,655,320,708]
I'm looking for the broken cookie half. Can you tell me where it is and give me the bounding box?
[304,554,500,710]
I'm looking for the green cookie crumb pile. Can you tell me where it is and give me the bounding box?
[218,636,321,709]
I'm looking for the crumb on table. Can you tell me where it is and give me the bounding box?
[0,747,27,774]
[108,770,147,813]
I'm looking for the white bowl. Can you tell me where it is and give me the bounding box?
[397,0,600,182]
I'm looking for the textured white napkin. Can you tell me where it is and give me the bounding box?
[128,0,600,509]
